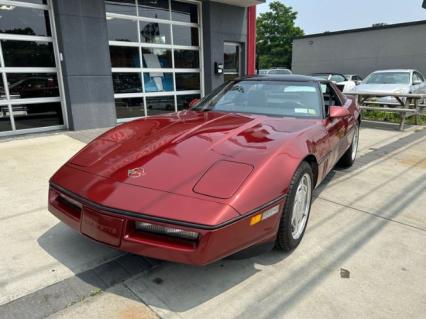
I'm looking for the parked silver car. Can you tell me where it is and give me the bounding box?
[351,69,426,105]
[259,68,292,75]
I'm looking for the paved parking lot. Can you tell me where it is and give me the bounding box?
[1,122,425,319]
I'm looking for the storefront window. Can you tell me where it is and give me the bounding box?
[105,0,137,16]
[14,102,63,130]
[106,0,203,120]
[171,1,198,24]
[175,73,200,91]
[138,0,170,20]
[146,96,175,116]
[0,1,64,136]
[2,41,55,67]
[0,6,51,37]
[173,25,198,46]
[112,73,143,94]
[144,72,174,92]
[107,18,138,42]
[140,21,171,44]
[174,50,199,69]
[142,48,172,68]
[110,46,140,68]
[177,94,200,111]
[224,42,241,81]
[115,97,145,119]
[7,73,59,99]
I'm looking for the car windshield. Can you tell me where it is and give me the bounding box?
[194,80,322,118]
[365,72,411,84]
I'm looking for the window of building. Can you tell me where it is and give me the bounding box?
[0,0,65,136]
[224,42,241,82]
[105,0,203,121]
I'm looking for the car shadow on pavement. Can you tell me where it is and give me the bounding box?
[34,223,290,318]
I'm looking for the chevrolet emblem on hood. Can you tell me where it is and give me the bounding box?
[128,167,146,178]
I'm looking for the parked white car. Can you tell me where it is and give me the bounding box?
[311,73,357,93]
[351,69,426,105]
[345,74,364,85]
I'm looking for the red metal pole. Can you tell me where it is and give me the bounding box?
[247,5,257,75]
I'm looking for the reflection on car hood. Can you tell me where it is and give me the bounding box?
[68,111,318,198]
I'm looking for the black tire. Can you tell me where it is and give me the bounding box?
[275,162,313,252]
[338,124,359,168]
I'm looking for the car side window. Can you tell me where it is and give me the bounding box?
[414,72,424,83]
[321,83,342,115]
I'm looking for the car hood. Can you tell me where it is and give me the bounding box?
[354,84,410,93]
[67,111,317,199]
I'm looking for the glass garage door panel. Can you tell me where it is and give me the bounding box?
[106,0,203,120]
[171,1,198,24]
[15,0,48,4]
[0,6,51,36]
[13,102,63,130]
[7,73,59,99]
[109,46,140,68]
[142,48,172,68]
[139,21,171,44]
[146,96,175,116]
[0,115,13,132]
[0,0,65,135]
[174,50,199,69]
[107,18,138,42]
[105,0,137,15]
[112,73,143,94]
[2,40,56,67]
[115,97,145,119]
[138,0,170,20]
[177,94,200,111]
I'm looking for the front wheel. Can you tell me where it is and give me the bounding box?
[275,162,313,252]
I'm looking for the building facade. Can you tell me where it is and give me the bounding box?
[0,0,262,137]
[292,20,426,78]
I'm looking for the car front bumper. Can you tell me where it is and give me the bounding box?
[48,184,284,266]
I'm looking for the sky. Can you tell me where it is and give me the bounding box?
[257,0,426,35]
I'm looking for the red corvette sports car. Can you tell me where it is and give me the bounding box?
[49,75,360,265]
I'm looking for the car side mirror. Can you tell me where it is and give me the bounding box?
[189,98,200,108]
[329,105,350,118]
[413,80,423,85]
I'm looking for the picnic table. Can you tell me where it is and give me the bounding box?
[347,92,426,130]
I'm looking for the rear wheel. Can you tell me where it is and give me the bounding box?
[338,124,359,168]
[275,162,313,251]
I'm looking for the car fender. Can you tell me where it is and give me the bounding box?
[227,134,322,215]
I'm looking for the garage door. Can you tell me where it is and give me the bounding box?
[105,0,203,121]
[0,0,65,137]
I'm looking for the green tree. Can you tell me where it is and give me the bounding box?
[257,1,304,70]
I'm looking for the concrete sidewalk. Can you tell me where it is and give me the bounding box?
[1,122,425,318]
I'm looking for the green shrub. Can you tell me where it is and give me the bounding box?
[362,110,426,125]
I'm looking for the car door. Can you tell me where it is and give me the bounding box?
[321,82,350,170]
